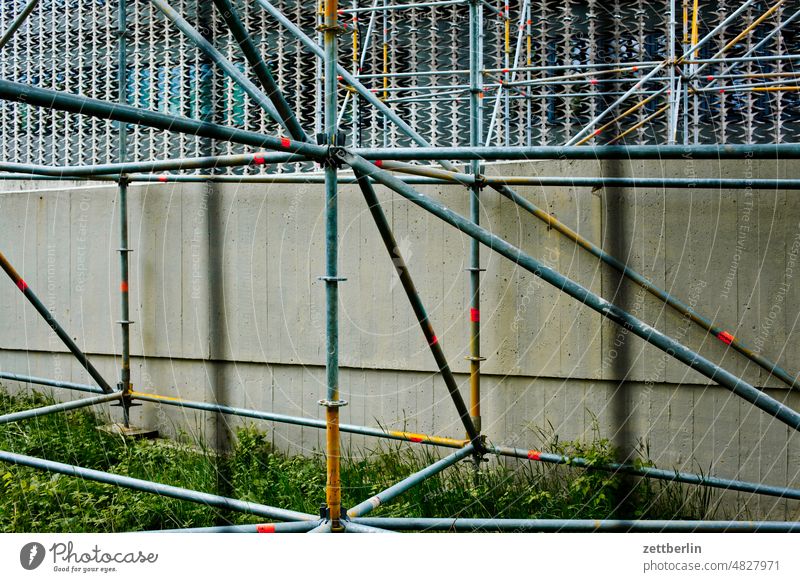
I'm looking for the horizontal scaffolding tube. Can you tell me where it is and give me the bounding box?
[490,445,800,501]
[149,521,321,533]
[0,393,122,426]
[342,152,800,432]
[354,144,800,161]
[342,520,395,533]
[0,372,106,394]
[0,80,326,159]
[382,160,800,190]
[351,517,800,532]
[341,0,465,13]
[0,152,308,177]
[130,391,469,449]
[0,449,317,522]
[5,171,800,191]
[347,444,475,518]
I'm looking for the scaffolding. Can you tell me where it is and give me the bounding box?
[0,0,799,533]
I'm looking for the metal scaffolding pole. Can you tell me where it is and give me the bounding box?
[0,393,122,426]
[116,0,133,426]
[149,521,322,533]
[351,517,800,532]
[489,444,800,501]
[0,450,317,522]
[350,143,800,160]
[354,175,480,443]
[467,0,484,438]
[0,372,106,395]
[321,0,346,532]
[130,391,469,448]
[0,151,307,177]
[346,444,475,518]
[0,251,115,394]
[0,0,40,50]
[0,80,327,159]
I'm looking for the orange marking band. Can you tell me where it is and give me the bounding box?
[280,137,291,149]
[717,331,735,345]
[16,279,28,292]
[120,281,129,293]
[256,524,277,533]
[527,450,541,461]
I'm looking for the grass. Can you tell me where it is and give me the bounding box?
[0,388,718,532]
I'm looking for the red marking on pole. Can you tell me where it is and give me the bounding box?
[593,129,602,136]
[429,335,438,346]
[337,75,343,81]
[717,331,735,345]
[589,79,598,85]
[281,137,291,149]
[470,308,480,322]
[16,279,28,292]
[158,175,168,183]
[120,281,129,293]
[526,19,532,25]
[527,450,541,461]
[707,75,714,81]
[256,524,277,533]
[719,89,725,93]
[478,92,484,99]
[253,154,266,165]
[375,160,383,168]
[502,68,510,73]
[410,436,423,443]
[632,66,639,72]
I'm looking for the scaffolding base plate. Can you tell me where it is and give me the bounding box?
[96,423,159,439]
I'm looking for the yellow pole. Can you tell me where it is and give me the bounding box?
[608,102,671,144]
[575,89,664,146]
[712,0,785,60]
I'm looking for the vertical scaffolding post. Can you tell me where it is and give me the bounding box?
[502,0,510,145]
[320,0,347,532]
[467,0,484,438]
[667,0,676,144]
[117,0,133,425]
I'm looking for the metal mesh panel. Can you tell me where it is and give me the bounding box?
[0,0,797,167]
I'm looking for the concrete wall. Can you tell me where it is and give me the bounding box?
[1,158,799,519]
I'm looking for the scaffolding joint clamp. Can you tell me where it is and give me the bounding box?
[317,275,347,283]
[318,399,348,408]
[316,23,348,35]
[464,355,487,362]
[327,145,350,168]
[465,267,486,272]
